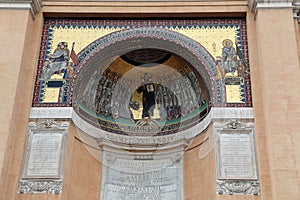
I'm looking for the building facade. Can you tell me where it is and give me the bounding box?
[0,0,300,199]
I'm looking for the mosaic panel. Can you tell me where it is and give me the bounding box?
[33,18,251,107]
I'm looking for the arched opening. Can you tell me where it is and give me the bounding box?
[74,48,209,136]
[71,28,221,142]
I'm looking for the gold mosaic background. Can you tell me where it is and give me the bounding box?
[50,26,238,60]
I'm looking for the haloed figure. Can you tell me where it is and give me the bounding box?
[137,83,156,118]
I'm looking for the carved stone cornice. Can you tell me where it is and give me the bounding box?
[248,0,295,17]
[0,0,41,19]
[293,0,300,23]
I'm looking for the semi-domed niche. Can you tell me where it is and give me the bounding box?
[71,28,217,145]
[74,48,209,136]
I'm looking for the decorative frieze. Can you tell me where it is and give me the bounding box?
[216,180,260,195]
[18,180,62,194]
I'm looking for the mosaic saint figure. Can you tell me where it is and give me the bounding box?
[48,42,70,75]
[137,83,156,118]
[183,75,197,113]
[155,85,168,120]
[186,69,205,108]
[237,60,245,77]
[84,70,101,109]
[169,80,181,119]
[222,39,237,74]
[96,71,116,116]
[222,39,236,61]
[63,62,74,79]
[215,60,225,79]
[111,78,133,119]
[40,60,52,81]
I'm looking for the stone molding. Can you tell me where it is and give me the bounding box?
[248,0,293,12]
[0,0,41,19]
[29,107,253,148]
[211,107,254,119]
[30,107,254,119]
[248,0,300,22]
[30,107,73,119]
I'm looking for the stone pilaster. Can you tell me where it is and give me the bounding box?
[0,3,43,197]
[248,0,300,199]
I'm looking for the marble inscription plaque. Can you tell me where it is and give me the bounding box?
[217,131,257,180]
[18,121,69,194]
[105,167,177,200]
[101,156,183,200]
[24,132,63,178]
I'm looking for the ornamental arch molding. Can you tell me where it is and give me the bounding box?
[70,27,225,146]
[71,27,224,107]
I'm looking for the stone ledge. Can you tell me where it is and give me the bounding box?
[248,0,295,13]
[30,107,254,119]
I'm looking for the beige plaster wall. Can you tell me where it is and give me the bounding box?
[0,10,43,200]
[255,9,300,200]
[61,124,102,200]
[246,12,273,200]
[184,126,216,200]
[0,10,30,182]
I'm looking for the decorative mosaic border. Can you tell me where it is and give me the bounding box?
[32,18,251,108]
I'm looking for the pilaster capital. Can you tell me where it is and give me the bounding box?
[248,0,300,20]
[293,0,300,23]
[0,0,41,19]
[248,0,295,13]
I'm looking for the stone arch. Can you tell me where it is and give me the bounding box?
[70,27,224,107]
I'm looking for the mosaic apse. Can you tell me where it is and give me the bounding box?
[33,19,251,108]
[73,47,210,135]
